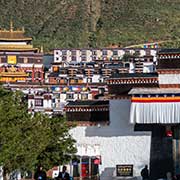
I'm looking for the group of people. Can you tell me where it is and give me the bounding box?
[34,165,70,180]
[33,164,178,180]
[141,165,179,180]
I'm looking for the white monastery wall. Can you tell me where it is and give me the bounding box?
[70,99,151,180]
[159,74,180,84]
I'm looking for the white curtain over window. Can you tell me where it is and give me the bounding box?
[130,102,180,124]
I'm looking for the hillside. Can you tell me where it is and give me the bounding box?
[0,0,180,51]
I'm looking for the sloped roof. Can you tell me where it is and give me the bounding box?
[0,30,32,41]
[158,49,180,54]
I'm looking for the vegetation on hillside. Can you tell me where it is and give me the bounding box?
[0,0,180,51]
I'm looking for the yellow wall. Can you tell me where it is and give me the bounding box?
[7,55,17,64]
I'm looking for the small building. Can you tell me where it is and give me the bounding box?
[28,91,54,115]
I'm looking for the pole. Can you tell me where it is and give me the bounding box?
[80,157,82,180]
[89,157,91,179]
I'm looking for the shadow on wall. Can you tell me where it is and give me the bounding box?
[100,167,115,180]
[85,99,151,137]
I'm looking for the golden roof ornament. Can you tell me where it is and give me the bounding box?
[10,20,13,32]
[40,45,44,53]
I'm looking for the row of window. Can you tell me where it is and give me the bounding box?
[52,78,104,84]
[33,94,89,106]
[66,93,88,100]
[55,49,155,57]
[56,55,122,61]
[56,50,119,56]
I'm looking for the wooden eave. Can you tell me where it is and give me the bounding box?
[65,105,109,112]
[107,77,158,85]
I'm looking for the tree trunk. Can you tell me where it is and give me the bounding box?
[3,168,10,180]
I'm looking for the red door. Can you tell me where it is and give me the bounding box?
[81,164,89,178]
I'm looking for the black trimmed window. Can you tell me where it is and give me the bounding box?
[66,93,74,100]
[35,99,43,106]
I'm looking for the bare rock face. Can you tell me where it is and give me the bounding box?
[84,0,101,32]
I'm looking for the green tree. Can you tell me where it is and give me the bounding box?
[0,87,76,178]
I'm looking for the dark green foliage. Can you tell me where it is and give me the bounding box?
[0,87,76,173]
[0,0,180,51]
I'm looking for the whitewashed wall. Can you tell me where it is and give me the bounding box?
[143,62,154,73]
[43,99,52,109]
[70,99,151,180]
[159,74,180,84]
[92,75,101,83]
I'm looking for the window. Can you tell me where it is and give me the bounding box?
[125,63,130,68]
[74,79,79,83]
[81,56,86,61]
[134,51,140,56]
[72,56,77,61]
[92,50,97,55]
[81,93,88,100]
[66,93,74,100]
[62,50,67,56]
[99,78,103,83]
[35,72,40,78]
[35,99,43,106]
[81,50,86,56]
[56,57,59,61]
[102,50,107,55]
[27,72,32,78]
[62,56,66,61]
[56,51,59,55]
[87,78,92,83]
[146,50,151,56]
[71,50,77,56]
[24,58,28,63]
[113,50,118,55]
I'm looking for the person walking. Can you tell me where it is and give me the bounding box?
[141,165,149,180]
[56,166,70,180]
[34,165,47,180]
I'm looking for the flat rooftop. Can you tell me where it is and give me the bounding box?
[129,88,180,95]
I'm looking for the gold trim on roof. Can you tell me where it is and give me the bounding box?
[0,44,38,51]
[0,48,38,51]
[0,38,32,41]
[0,44,33,48]
[0,72,28,77]
[10,20,13,32]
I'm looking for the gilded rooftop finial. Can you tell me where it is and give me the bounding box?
[10,20,13,32]
[40,45,44,53]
